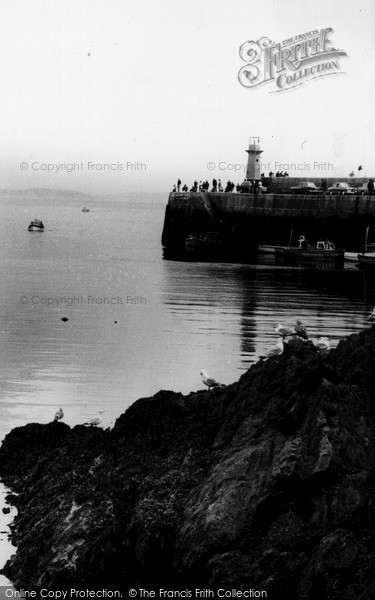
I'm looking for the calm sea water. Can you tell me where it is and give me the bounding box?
[0,194,374,441]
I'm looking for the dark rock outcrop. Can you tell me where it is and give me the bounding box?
[1,329,375,598]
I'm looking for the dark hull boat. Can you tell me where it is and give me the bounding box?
[28,219,44,232]
[275,244,344,267]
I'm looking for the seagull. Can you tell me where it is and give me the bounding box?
[54,408,64,422]
[260,338,284,360]
[82,417,102,427]
[294,319,308,340]
[314,337,331,353]
[274,323,296,338]
[368,308,375,322]
[200,370,225,392]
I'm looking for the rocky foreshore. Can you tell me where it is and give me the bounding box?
[1,328,375,598]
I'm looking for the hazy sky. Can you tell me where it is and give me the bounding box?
[0,0,374,193]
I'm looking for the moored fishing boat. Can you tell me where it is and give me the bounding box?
[28,219,44,232]
[275,241,344,266]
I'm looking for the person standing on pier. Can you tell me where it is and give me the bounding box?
[367,179,374,196]
[177,179,181,192]
[212,178,217,191]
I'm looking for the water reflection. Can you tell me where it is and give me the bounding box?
[162,258,375,371]
[1,196,375,445]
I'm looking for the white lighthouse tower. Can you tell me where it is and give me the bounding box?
[245,137,263,180]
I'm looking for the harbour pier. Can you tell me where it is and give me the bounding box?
[161,186,375,260]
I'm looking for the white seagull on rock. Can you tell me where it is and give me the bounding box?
[82,416,102,427]
[260,338,284,360]
[274,323,296,338]
[200,370,225,392]
[54,408,64,422]
[314,337,331,353]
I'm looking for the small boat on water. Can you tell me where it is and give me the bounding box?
[82,207,89,212]
[275,241,344,266]
[28,219,44,232]
[185,231,224,257]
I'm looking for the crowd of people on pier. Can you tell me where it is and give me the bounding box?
[269,171,289,177]
[172,177,375,195]
[172,179,241,193]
